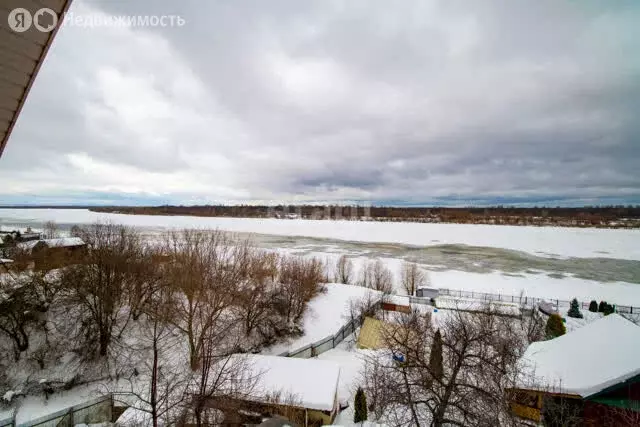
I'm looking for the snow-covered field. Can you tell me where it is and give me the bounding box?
[1,209,639,260]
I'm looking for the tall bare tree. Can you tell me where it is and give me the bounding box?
[401,262,427,296]
[162,229,238,370]
[111,287,188,427]
[335,255,354,284]
[63,223,145,357]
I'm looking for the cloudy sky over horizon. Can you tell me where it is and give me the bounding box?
[1,0,639,206]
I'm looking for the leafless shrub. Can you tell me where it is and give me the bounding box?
[349,290,381,325]
[400,262,427,296]
[334,255,354,284]
[361,259,393,294]
[274,256,324,325]
[540,395,584,427]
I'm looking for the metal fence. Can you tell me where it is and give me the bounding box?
[1,394,113,427]
[438,288,639,314]
[279,300,382,358]
[0,411,14,427]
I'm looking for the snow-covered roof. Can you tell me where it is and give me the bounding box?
[231,354,340,412]
[17,237,85,252]
[518,314,640,397]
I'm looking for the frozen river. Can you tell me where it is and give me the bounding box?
[1,208,639,305]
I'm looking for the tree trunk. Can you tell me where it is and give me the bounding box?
[151,333,159,427]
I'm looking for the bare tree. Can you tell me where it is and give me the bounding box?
[520,302,545,344]
[190,343,259,426]
[63,223,144,357]
[401,262,427,296]
[111,288,188,427]
[274,256,324,325]
[362,306,526,426]
[335,255,354,284]
[126,246,164,321]
[42,221,59,239]
[162,229,238,370]
[234,250,281,341]
[361,259,393,294]
[0,277,39,359]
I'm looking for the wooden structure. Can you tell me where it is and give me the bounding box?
[17,237,86,269]
[511,315,640,425]
[1,0,74,157]
[209,354,341,426]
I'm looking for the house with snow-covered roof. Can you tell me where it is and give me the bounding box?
[510,314,640,425]
[210,354,341,426]
[16,237,86,269]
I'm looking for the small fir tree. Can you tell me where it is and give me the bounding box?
[588,300,598,312]
[428,329,444,385]
[545,313,566,339]
[598,301,607,313]
[603,303,615,316]
[354,387,368,424]
[567,298,583,319]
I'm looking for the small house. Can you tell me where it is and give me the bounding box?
[416,287,439,299]
[511,314,640,425]
[213,354,341,426]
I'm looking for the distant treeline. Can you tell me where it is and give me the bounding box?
[88,205,640,228]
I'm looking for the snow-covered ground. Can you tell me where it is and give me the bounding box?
[430,270,640,307]
[3,383,102,424]
[265,284,381,356]
[434,295,521,316]
[1,208,639,260]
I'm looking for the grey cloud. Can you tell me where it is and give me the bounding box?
[1,0,639,204]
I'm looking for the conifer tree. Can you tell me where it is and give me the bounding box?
[354,386,368,424]
[545,313,566,339]
[598,301,607,313]
[567,298,583,319]
[429,329,444,384]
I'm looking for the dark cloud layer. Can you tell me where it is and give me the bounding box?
[1,0,639,205]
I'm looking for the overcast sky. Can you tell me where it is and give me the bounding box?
[1,0,639,206]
